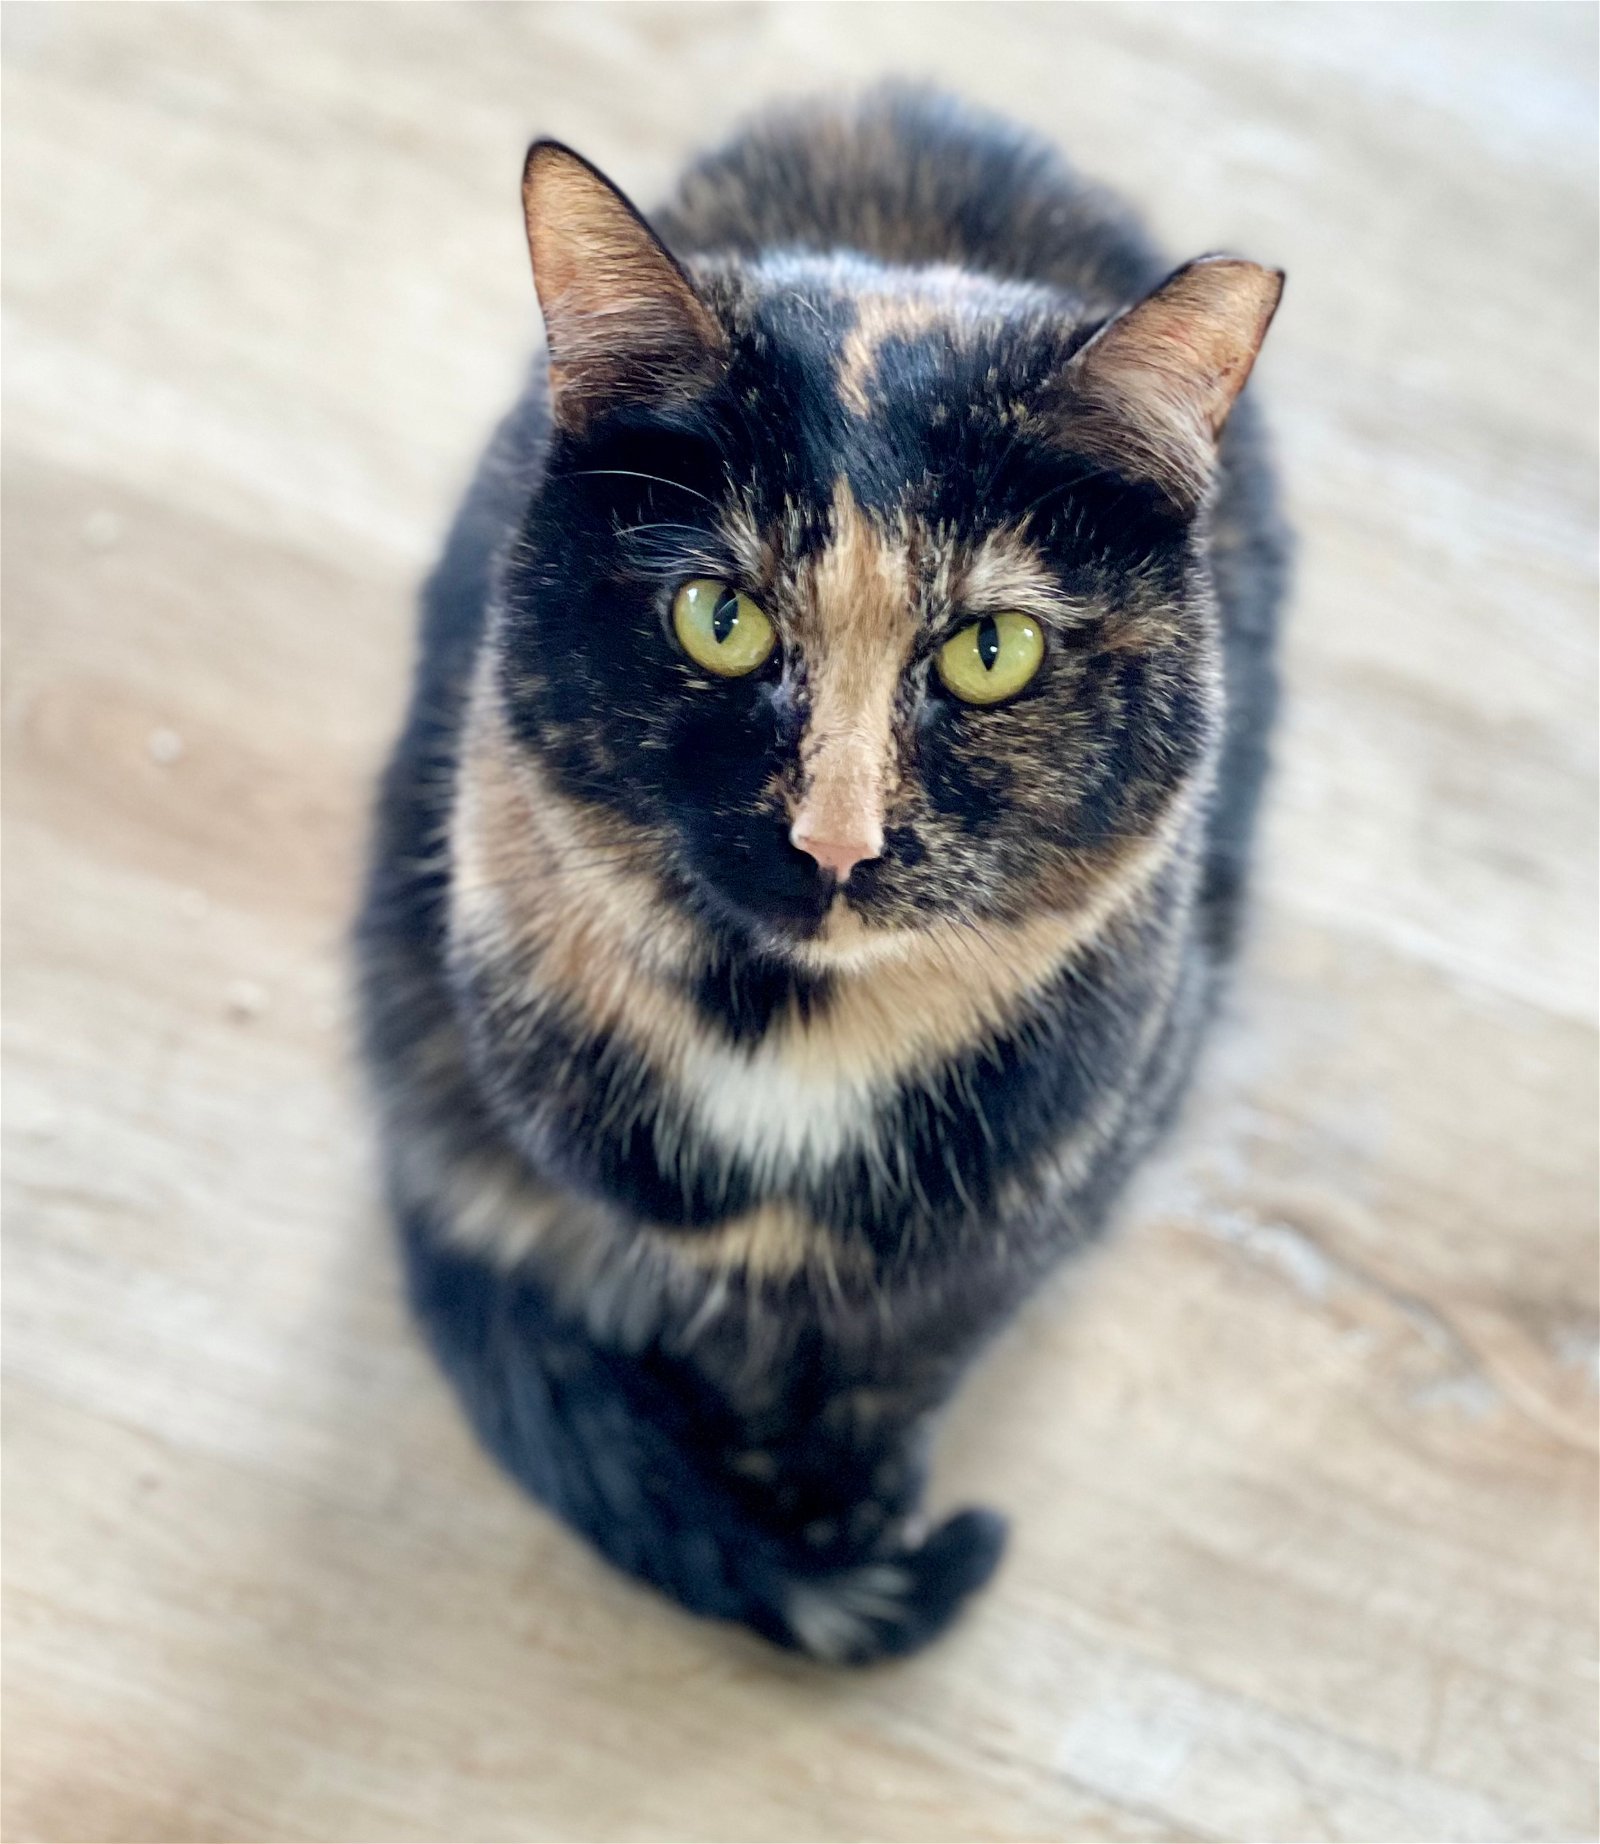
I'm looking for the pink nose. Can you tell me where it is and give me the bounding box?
[789,824,882,884]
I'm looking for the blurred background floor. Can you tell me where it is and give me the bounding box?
[3,4,1596,1840]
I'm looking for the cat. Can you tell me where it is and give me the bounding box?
[357,86,1287,1665]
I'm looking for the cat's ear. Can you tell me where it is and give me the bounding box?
[522,141,726,431]
[1058,257,1284,511]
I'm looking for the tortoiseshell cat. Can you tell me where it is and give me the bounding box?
[358,88,1286,1663]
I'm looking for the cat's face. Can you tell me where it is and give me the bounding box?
[494,144,1279,969]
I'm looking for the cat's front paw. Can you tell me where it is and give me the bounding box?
[780,1505,1008,1665]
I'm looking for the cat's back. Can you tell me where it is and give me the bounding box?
[654,86,1165,309]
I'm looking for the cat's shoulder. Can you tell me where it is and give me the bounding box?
[654,84,1165,303]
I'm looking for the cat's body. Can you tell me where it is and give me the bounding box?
[358,89,1287,1662]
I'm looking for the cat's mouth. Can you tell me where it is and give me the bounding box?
[683,855,937,975]
[796,892,925,971]
[671,824,918,963]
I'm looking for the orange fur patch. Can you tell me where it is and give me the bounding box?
[788,481,918,860]
[836,295,949,417]
[833,267,1024,416]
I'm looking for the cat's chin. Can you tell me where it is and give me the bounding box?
[780,895,927,974]
[692,881,924,975]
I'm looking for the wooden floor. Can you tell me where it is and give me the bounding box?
[4,6,1596,1840]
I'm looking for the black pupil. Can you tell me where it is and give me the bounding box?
[712,590,739,645]
[977,616,1001,670]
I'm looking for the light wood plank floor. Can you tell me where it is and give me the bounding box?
[4,5,1596,1839]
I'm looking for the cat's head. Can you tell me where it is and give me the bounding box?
[486,141,1281,971]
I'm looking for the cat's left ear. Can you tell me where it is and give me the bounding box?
[1058,257,1284,512]
[522,142,727,431]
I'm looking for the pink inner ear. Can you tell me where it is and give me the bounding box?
[1064,257,1283,504]
[522,143,725,426]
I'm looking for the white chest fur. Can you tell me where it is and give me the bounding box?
[674,1033,883,1176]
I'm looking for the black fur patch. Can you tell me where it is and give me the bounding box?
[688,944,834,1044]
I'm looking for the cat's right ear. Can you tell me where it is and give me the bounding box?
[523,142,727,433]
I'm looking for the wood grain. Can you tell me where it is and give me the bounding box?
[3,5,1595,1839]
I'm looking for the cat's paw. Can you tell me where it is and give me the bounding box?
[780,1506,1007,1665]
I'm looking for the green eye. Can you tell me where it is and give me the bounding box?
[936,612,1045,705]
[671,578,776,677]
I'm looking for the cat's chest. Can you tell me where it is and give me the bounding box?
[674,1030,883,1173]
[662,937,1043,1178]
[662,909,1111,1167]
